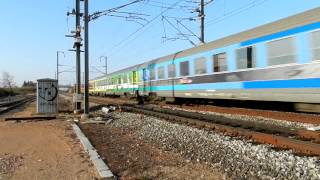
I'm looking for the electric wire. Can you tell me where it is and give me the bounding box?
[103,0,185,60]
[206,0,269,26]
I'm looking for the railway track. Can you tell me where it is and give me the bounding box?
[165,102,320,125]
[0,95,35,115]
[0,96,25,107]
[60,93,320,155]
[84,96,320,156]
[119,105,320,156]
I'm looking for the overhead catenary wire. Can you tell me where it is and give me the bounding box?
[205,0,269,26]
[176,19,201,42]
[93,0,270,76]
[160,0,215,44]
[141,2,196,13]
[90,66,106,75]
[104,0,185,59]
[88,0,151,72]
[162,16,197,46]
[161,16,168,42]
[89,0,146,21]
[145,0,196,9]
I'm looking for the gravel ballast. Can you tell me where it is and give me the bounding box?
[107,111,320,179]
[0,153,24,178]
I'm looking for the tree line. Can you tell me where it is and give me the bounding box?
[0,72,36,97]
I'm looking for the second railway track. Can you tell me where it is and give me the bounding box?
[0,95,35,115]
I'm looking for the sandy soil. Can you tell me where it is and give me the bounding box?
[81,123,225,180]
[0,102,98,180]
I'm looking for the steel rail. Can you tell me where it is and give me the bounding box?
[75,94,320,155]
[0,97,26,108]
[134,105,320,142]
[0,96,35,115]
[121,105,320,156]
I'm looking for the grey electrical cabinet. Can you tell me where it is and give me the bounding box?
[37,79,58,114]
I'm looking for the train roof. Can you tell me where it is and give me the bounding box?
[91,7,320,81]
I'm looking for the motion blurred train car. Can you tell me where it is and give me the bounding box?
[90,8,320,112]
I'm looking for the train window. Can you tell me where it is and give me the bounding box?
[213,53,227,72]
[168,64,176,78]
[194,57,207,75]
[157,66,165,79]
[113,77,117,85]
[267,37,296,66]
[311,30,320,61]
[118,76,121,84]
[122,74,128,83]
[180,61,189,76]
[142,69,147,81]
[236,46,256,69]
[149,68,156,80]
[128,74,132,83]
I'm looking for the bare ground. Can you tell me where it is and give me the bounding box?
[0,101,98,180]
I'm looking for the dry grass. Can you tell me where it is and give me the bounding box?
[0,87,35,98]
[0,88,10,97]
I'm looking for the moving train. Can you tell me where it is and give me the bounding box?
[90,7,320,112]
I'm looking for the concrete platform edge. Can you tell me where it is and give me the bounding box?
[72,123,114,179]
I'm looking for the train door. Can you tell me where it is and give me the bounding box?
[117,75,121,92]
[142,68,147,94]
[131,71,138,96]
[132,71,138,84]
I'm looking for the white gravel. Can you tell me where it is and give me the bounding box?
[108,111,320,179]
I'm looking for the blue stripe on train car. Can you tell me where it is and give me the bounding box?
[243,78,320,89]
[151,78,320,91]
[241,21,320,47]
[153,82,243,91]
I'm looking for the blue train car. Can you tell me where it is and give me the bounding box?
[90,7,320,112]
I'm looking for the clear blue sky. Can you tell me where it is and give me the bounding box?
[0,0,319,86]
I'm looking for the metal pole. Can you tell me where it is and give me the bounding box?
[56,51,64,110]
[100,56,108,75]
[105,56,108,75]
[56,51,59,82]
[200,0,205,43]
[56,51,65,83]
[75,0,82,113]
[84,0,89,115]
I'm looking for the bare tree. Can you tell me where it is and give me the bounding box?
[1,72,15,94]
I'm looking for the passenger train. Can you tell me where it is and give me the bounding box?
[90,8,320,112]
